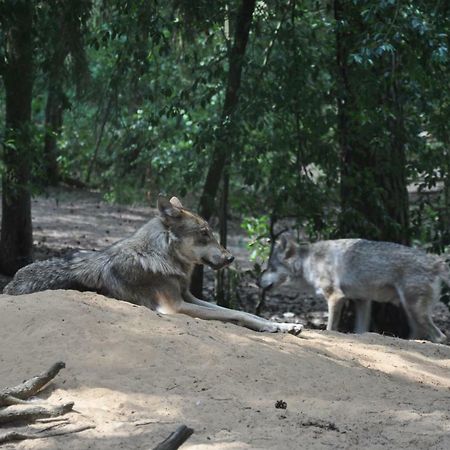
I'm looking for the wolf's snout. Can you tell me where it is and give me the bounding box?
[202,249,235,270]
[260,279,274,291]
[225,255,235,264]
[259,271,274,290]
[217,253,234,268]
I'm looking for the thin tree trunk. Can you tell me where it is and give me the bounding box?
[191,0,256,298]
[216,168,230,307]
[334,0,409,337]
[0,1,34,275]
[43,74,66,186]
[42,1,90,187]
[442,144,450,249]
[371,52,410,338]
[387,53,410,244]
[86,95,113,184]
[42,10,69,188]
[335,1,410,245]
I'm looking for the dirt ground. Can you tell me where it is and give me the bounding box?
[1,291,450,450]
[1,189,450,449]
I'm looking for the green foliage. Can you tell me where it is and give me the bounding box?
[1,0,450,257]
[241,215,270,265]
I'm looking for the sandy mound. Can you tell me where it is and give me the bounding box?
[1,291,449,450]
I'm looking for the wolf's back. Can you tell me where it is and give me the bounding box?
[3,258,87,295]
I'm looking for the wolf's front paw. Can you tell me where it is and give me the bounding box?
[277,323,303,335]
[433,331,447,344]
[261,323,280,333]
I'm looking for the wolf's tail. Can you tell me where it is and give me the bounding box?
[3,255,89,295]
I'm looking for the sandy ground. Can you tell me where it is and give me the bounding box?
[1,189,450,449]
[0,291,450,450]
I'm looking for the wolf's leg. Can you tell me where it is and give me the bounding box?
[324,292,345,331]
[354,300,372,334]
[182,292,218,309]
[399,286,446,343]
[184,291,261,314]
[183,291,303,333]
[176,300,302,334]
[407,304,446,343]
[396,286,420,337]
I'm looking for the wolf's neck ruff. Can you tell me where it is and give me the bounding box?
[127,217,193,278]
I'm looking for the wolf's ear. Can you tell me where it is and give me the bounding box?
[279,234,296,259]
[280,234,289,250]
[284,241,296,259]
[169,196,183,209]
[158,195,182,219]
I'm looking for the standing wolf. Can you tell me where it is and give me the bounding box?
[260,236,449,343]
[4,196,301,334]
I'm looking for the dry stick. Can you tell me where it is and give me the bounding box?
[0,424,94,445]
[134,419,173,426]
[0,402,74,424]
[36,420,71,433]
[0,361,66,400]
[36,416,70,424]
[0,393,30,407]
[152,425,194,450]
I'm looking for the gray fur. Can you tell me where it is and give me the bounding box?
[260,237,449,343]
[4,196,302,335]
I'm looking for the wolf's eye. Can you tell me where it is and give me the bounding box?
[200,228,209,236]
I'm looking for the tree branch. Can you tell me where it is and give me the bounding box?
[0,424,94,445]
[152,425,194,450]
[0,361,66,401]
[0,402,74,424]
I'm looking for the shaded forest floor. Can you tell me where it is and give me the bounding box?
[0,187,449,340]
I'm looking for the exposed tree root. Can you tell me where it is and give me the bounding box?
[0,361,65,402]
[2,362,192,447]
[0,402,74,424]
[0,424,94,445]
[0,361,95,444]
[36,416,70,424]
[0,393,30,407]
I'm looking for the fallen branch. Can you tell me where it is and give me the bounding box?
[152,425,194,450]
[37,420,71,433]
[0,362,95,444]
[0,361,65,401]
[0,393,30,407]
[134,419,174,426]
[36,416,70,424]
[0,402,74,424]
[0,424,94,445]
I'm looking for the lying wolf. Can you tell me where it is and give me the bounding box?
[4,196,301,334]
[260,236,449,343]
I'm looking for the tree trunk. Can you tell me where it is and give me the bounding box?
[216,169,230,307]
[370,52,410,338]
[43,36,69,187]
[0,1,34,275]
[442,145,450,250]
[43,76,66,186]
[191,0,256,298]
[334,0,409,337]
[42,1,90,187]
